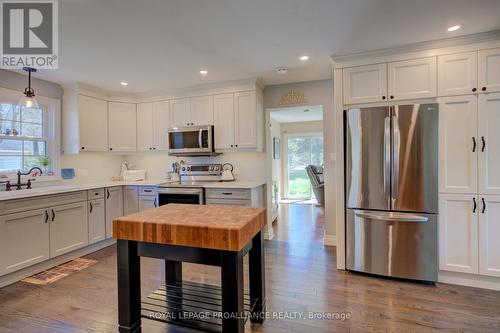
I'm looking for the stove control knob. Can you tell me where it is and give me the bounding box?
[187,167,191,171]
[181,167,186,171]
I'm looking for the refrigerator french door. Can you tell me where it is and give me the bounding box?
[345,104,439,282]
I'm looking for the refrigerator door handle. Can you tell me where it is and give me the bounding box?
[354,210,429,223]
[384,117,391,199]
[392,113,401,201]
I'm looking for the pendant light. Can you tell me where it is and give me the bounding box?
[18,67,39,108]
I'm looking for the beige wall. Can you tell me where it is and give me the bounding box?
[281,120,323,134]
[264,79,335,238]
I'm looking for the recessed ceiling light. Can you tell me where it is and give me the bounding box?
[199,70,208,75]
[447,25,461,32]
[299,55,309,61]
[120,81,128,86]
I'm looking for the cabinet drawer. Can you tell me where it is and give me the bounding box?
[87,188,104,199]
[0,191,87,216]
[139,186,157,196]
[205,198,252,206]
[205,188,251,200]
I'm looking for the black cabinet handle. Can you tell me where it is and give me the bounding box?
[144,189,152,193]
[472,137,477,152]
[382,96,386,100]
[186,123,189,126]
[473,197,477,213]
[481,136,486,152]
[472,88,477,92]
[390,95,394,99]
[44,210,49,223]
[51,209,55,221]
[230,144,233,147]
[109,148,113,151]
[81,146,85,150]
[222,192,233,195]
[90,202,93,213]
[482,87,487,91]
[482,198,486,214]
[154,198,157,207]
[106,189,110,199]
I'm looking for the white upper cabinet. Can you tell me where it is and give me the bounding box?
[478,93,500,194]
[78,95,108,152]
[343,64,387,104]
[170,98,191,127]
[439,194,478,274]
[388,57,437,100]
[478,47,500,93]
[234,91,257,148]
[479,195,500,277]
[190,95,214,126]
[214,93,235,149]
[438,52,478,96]
[153,101,170,150]
[439,95,478,194]
[137,102,154,151]
[108,102,137,152]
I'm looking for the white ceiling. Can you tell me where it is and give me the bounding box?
[270,106,323,123]
[27,0,500,93]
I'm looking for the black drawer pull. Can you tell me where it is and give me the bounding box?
[51,209,55,221]
[106,189,110,199]
[44,210,49,223]
[222,192,233,195]
[144,189,152,192]
[90,202,93,213]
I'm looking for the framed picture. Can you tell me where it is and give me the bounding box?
[273,137,280,159]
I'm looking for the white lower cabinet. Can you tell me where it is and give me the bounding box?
[479,195,500,277]
[49,202,89,258]
[439,194,478,274]
[0,209,50,276]
[88,198,105,244]
[139,195,157,211]
[105,186,124,239]
[124,186,139,215]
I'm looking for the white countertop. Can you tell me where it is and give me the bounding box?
[0,180,265,201]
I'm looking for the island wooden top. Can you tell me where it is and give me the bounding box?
[113,204,266,251]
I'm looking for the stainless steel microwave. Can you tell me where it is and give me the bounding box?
[168,125,216,156]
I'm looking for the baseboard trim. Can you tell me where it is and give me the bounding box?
[0,238,116,288]
[439,271,500,291]
[323,234,336,247]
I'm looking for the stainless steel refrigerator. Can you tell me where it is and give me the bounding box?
[345,104,438,282]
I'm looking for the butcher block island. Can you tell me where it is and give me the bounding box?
[113,204,267,333]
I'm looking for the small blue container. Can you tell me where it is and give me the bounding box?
[61,168,75,179]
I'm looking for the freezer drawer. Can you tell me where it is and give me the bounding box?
[346,209,437,282]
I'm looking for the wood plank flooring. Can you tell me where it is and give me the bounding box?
[1,204,500,332]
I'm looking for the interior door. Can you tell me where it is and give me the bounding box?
[392,104,438,213]
[346,107,391,210]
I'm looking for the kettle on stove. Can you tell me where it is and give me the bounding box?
[221,163,235,181]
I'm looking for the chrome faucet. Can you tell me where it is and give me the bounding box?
[16,167,43,190]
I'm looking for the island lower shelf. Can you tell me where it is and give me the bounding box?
[141,280,258,333]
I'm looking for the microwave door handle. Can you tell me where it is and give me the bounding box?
[199,129,203,148]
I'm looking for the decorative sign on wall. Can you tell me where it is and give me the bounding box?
[279,90,307,106]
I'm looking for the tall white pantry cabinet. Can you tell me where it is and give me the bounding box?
[339,45,500,283]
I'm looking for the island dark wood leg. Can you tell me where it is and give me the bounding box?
[117,240,141,333]
[249,230,266,323]
[221,251,244,333]
[165,260,182,283]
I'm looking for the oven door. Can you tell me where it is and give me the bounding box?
[157,187,204,205]
[168,126,213,155]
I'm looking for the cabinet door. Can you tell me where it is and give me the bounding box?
[479,195,500,277]
[50,202,88,258]
[138,195,157,211]
[234,91,256,149]
[123,186,139,215]
[388,57,437,100]
[479,93,500,194]
[108,102,137,152]
[88,198,105,244]
[343,64,387,104]
[190,95,214,126]
[438,52,478,96]
[153,101,170,151]
[478,48,500,93]
[105,186,123,239]
[137,102,154,151]
[0,209,50,276]
[439,95,478,194]
[439,194,478,274]
[214,93,235,149]
[170,98,191,127]
[79,95,108,151]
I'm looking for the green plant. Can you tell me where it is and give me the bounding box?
[38,156,51,168]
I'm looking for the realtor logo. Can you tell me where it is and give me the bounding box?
[1,0,58,69]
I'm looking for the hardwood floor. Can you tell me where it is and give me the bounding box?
[1,203,500,332]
